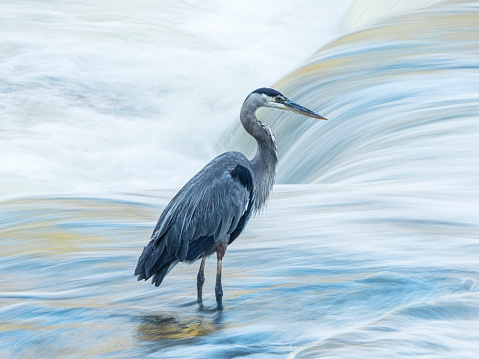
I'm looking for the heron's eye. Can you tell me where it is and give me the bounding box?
[275,96,282,102]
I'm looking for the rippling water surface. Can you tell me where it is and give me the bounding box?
[1,187,478,358]
[2,0,479,358]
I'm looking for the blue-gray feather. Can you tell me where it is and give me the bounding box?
[135,151,254,285]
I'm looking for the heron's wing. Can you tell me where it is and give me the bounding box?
[135,152,253,285]
[160,162,253,260]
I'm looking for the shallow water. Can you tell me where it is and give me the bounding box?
[1,187,478,358]
[2,0,479,358]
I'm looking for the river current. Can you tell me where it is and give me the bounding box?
[1,1,479,358]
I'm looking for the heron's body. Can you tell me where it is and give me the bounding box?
[135,87,325,309]
[135,151,256,285]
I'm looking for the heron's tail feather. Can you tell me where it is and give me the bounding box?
[135,239,174,286]
[151,264,170,287]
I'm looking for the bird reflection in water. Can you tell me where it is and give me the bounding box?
[136,313,217,341]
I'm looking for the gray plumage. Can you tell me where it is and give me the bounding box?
[135,87,326,308]
[135,152,252,285]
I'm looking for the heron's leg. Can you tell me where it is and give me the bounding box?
[197,257,206,306]
[215,258,223,310]
[215,241,228,310]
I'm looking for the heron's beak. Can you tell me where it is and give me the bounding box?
[284,99,327,120]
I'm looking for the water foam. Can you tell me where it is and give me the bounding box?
[0,0,352,197]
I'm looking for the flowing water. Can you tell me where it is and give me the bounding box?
[1,1,479,358]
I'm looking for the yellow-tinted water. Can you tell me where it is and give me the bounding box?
[1,185,478,358]
[2,0,479,358]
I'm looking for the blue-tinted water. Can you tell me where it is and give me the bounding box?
[1,187,478,358]
[1,0,479,358]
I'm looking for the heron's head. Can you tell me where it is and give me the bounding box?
[249,87,327,120]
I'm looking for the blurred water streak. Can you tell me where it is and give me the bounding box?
[2,0,479,358]
[1,187,478,358]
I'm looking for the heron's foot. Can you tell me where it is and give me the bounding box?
[197,296,205,311]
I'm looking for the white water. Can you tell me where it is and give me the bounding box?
[1,1,479,358]
[0,0,352,197]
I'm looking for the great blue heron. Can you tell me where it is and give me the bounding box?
[135,87,326,310]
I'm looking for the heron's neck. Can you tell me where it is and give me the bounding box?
[240,100,278,212]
